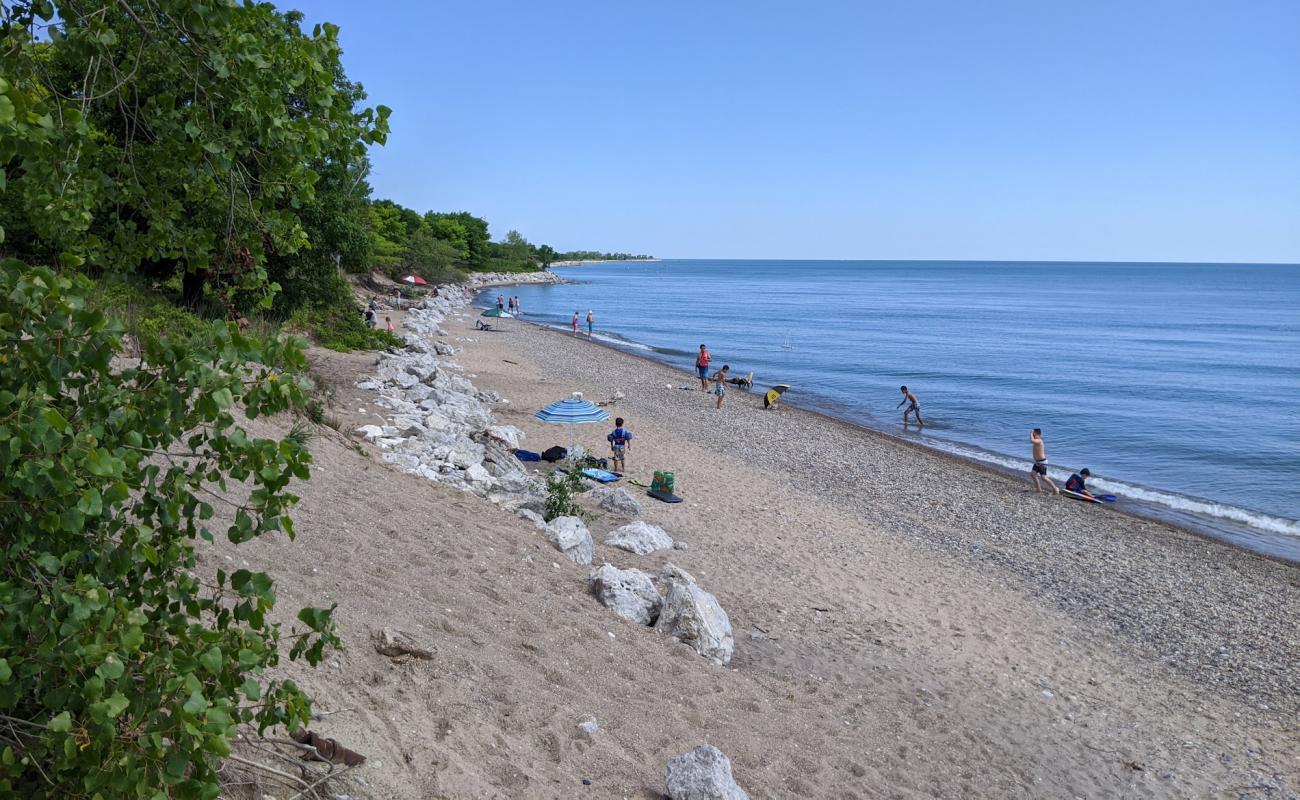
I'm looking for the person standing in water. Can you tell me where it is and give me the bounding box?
[586,310,595,338]
[571,311,580,336]
[695,344,712,391]
[1029,428,1060,494]
[896,385,924,426]
[711,364,731,410]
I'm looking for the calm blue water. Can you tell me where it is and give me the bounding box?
[488,260,1300,559]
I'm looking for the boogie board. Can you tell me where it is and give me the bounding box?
[582,468,620,483]
[1061,489,1103,504]
[647,489,684,504]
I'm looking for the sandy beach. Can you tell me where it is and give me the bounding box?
[205,292,1299,799]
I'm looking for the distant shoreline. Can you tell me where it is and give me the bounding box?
[548,258,659,267]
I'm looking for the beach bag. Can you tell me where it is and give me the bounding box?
[651,470,675,495]
[514,449,542,462]
[648,470,683,503]
[541,446,567,462]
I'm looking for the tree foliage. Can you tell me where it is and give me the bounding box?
[0,262,337,798]
[0,0,390,311]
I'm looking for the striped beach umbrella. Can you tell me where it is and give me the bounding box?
[535,393,609,455]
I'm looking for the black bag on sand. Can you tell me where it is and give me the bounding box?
[541,446,568,462]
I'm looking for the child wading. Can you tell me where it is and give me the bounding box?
[607,417,633,472]
[711,364,731,409]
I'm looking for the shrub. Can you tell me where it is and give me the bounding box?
[543,464,588,521]
[0,262,338,798]
[289,301,403,352]
[90,277,209,344]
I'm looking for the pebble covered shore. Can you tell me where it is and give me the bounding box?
[478,315,1300,717]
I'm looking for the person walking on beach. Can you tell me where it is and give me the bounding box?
[571,311,580,336]
[695,344,712,391]
[1029,428,1060,494]
[897,385,924,426]
[395,288,402,309]
[497,295,505,311]
[711,364,731,409]
[607,417,633,473]
[586,310,595,338]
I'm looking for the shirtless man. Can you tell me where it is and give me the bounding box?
[1029,428,1059,494]
[896,385,924,425]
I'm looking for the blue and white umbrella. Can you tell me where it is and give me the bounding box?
[535,392,608,454]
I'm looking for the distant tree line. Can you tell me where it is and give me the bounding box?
[552,250,655,262]
[366,198,651,278]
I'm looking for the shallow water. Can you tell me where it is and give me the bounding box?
[483,260,1300,559]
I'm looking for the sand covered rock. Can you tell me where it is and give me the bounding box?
[595,486,642,517]
[371,627,434,660]
[589,564,662,625]
[665,744,750,800]
[605,520,674,555]
[655,577,734,666]
[546,516,594,565]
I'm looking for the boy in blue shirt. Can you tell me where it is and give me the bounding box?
[607,417,633,473]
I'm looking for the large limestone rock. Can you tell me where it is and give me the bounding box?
[655,578,734,666]
[665,745,750,800]
[589,564,662,625]
[596,487,642,517]
[545,516,593,565]
[605,521,673,555]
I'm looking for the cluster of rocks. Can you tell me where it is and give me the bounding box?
[354,286,547,512]
[466,270,566,287]
[355,284,735,668]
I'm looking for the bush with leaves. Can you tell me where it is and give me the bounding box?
[0,263,338,798]
[543,464,588,522]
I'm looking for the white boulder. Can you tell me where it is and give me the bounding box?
[595,487,642,517]
[545,516,593,565]
[605,521,674,555]
[589,564,662,625]
[665,745,750,800]
[655,578,735,666]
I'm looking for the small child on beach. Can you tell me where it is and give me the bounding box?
[571,311,579,336]
[607,417,633,472]
[385,315,395,334]
[712,364,731,409]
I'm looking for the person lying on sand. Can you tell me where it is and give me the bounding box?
[1029,428,1060,494]
[1065,468,1093,499]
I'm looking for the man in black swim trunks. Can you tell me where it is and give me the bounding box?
[1029,428,1059,494]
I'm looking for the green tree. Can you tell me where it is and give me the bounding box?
[0,262,337,797]
[536,244,557,270]
[0,1,389,310]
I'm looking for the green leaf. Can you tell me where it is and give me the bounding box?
[0,658,11,683]
[102,692,129,718]
[48,711,72,732]
[198,646,223,675]
[212,388,234,410]
[95,655,124,680]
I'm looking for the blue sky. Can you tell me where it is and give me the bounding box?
[298,1,1299,262]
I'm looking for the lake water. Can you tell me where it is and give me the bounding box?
[483,260,1300,560]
